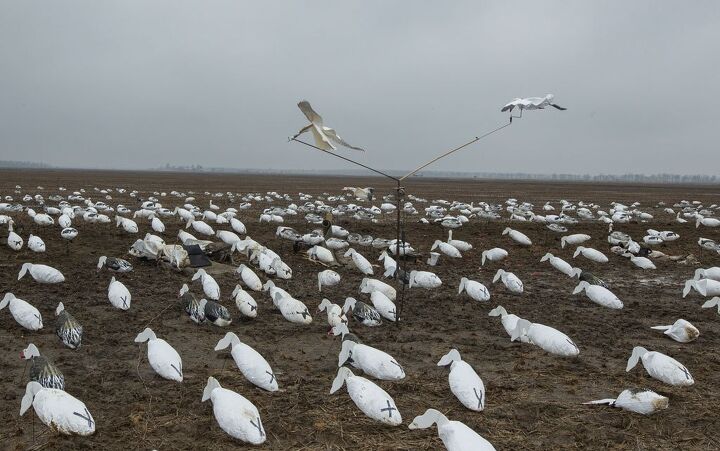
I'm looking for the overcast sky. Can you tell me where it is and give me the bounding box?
[1,1,718,175]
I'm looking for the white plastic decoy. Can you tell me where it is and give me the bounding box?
[330,367,401,426]
[201,377,266,444]
[626,346,693,386]
[437,349,486,412]
[409,408,496,451]
[214,332,278,391]
[134,328,183,382]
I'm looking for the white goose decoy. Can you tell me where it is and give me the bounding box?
[337,327,404,381]
[7,220,24,250]
[201,377,266,444]
[230,217,247,235]
[584,389,669,416]
[134,328,183,382]
[573,246,608,263]
[20,381,95,436]
[502,227,532,246]
[492,269,523,294]
[192,268,220,300]
[235,264,262,291]
[511,318,579,357]
[409,408,496,451]
[0,293,42,330]
[650,319,699,343]
[501,93,566,121]
[432,240,462,258]
[27,234,46,253]
[55,302,83,349]
[683,278,720,298]
[108,276,131,310]
[409,270,442,289]
[702,297,720,314]
[458,277,490,302]
[318,269,341,292]
[437,349,486,412]
[488,305,528,342]
[271,292,312,325]
[307,245,336,264]
[369,290,397,322]
[232,285,258,318]
[623,253,656,270]
[262,280,290,305]
[293,100,365,152]
[359,277,396,301]
[186,217,215,236]
[318,298,348,328]
[61,227,78,241]
[18,263,65,284]
[447,230,472,252]
[330,367,401,426]
[343,297,382,326]
[344,248,374,275]
[694,267,720,282]
[560,233,591,249]
[573,281,623,309]
[214,332,278,391]
[540,253,577,277]
[696,215,720,228]
[481,248,508,266]
[626,346,693,386]
[115,215,138,233]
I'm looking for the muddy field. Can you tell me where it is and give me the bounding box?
[1,169,719,450]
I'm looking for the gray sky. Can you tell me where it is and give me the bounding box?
[1,1,719,175]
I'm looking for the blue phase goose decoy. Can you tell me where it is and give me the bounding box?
[342,297,382,326]
[626,347,693,386]
[0,293,42,330]
[481,248,508,266]
[437,349,486,412]
[650,319,699,343]
[55,302,83,349]
[108,276,131,310]
[202,377,266,444]
[458,277,490,302]
[179,283,206,324]
[20,381,95,436]
[584,389,669,415]
[97,256,133,272]
[18,263,65,284]
[232,285,258,318]
[330,367,401,426]
[492,269,523,294]
[572,281,623,309]
[335,325,404,381]
[318,269,341,292]
[214,332,278,391]
[573,269,608,289]
[134,328,183,382]
[21,343,65,390]
[409,408,496,451]
[192,268,220,300]
[204,298,232,327]
[511,318,580,357]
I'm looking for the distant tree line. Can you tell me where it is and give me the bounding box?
[0,160,52,168]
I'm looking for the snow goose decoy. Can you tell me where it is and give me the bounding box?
[702,297,720,314]
[318,298,348,329]
[573,269,608,289]
[55,302,83,349]
[560,233,591,249]
[97,256,132,273]
[437,349,486,412]
[192,268,220,300]
[186,217,214,236]
[540,253,577,277]
[623,253,656,270]
[330,367,401,426]
[271,292,312,325]
[573,246,608,263]
[20,381,95,436]
[179,284,206,324]
[235,264,262,291]
[201,377,266,444]
[409,408,496,451]
[694,267,720,282]
[432,240,462,258]
[369,290,397,322]
[342,297,382,326]
[572,281,623,309]
[447,230,472,252]
[626,346,693,386]
[409,270,442,289]
[292,100,365,152]
[359,277,396,301]
[21,343,64,390]
[214,332,278,391]
[492,269,523,294]
[502,227,532,246]
[458,277,490,302]
[6,220,23,250]
[584,389,669,416]
[318,269,341,292]
[27,234,46,253]
[501,93,566,122]
[511,318,579,357]
[232,285,258,318]
[336,325,404,380]
[488,305,528,341]
[0,293,42,330]
[135,328,183,382]
[650,319,699,343]
[108,276,131,310]
[481,248,508,266]
[18,263,65,284]
[344,248,374,275]
[683,278,720,298]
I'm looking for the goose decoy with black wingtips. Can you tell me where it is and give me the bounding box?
[458,277,490,302]
[61,227,78,241]
[318,298,347,329]
[97,255,133,273]
[360,277,396,301]
[134,328,183,382]
[214,332,278,391]
[0,293,42,330]
[18,263,65,284]
[511,318,579,357]
[27,234,46,253]
[204,299,233,326]
[573,281,623,309]
[626,346,693,386]
[202,377,266,444]
[192,268,220,300]
[409,408,496,451]
[108,276,131,310]
[343,297,382,326]
[232,285,258,318]
[437,349,486,412]
[318,269,341,292]
[584,389,669,415]
[6,219,23,250]
[179,284,206,324]
[271,292,312,325]
[330,367,401,426]
[20,381,95,436]
[21,344,65,390]
[55,302,83,349]
[236,264,263,291]
[481,248,508,266]
[293,100,365,152]
[492,269,523,294]
[650,319,699,343]
[335,325,404,380]
[369,291,397,322]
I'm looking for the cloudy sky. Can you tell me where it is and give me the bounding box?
[1,1,718,175]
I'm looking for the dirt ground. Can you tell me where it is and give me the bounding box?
[1,169,719,450]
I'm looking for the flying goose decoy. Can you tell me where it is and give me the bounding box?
[573,281,623,309]
[584,389,669,416]
[492,269,523,294]
[511,318,579,357]
[650,319,699,343]
[437,349,486,412]
[335,324,404,380]
[458,277,490,302]
[55,302,83,349]
[501,94,566,122]
[409,408,496,450]
[292,100,365,152]
[232,285,258,318]
[318,298,348,329]
[330,367,401,426]
[192,268,220,301]
[0,293,42,330]
[21,344,65,390]
[135,328,183,382]
[214,332,278,391]
[202,377,266,444]
[18,263,65,284]
[97,256,133,273]
[108,276,131,310]
[626,346,693,386]
[502,227,532,246]
[342,297,382,326]
[20,381,95,436]
[318,269,341,292]
[481,248,508,266]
